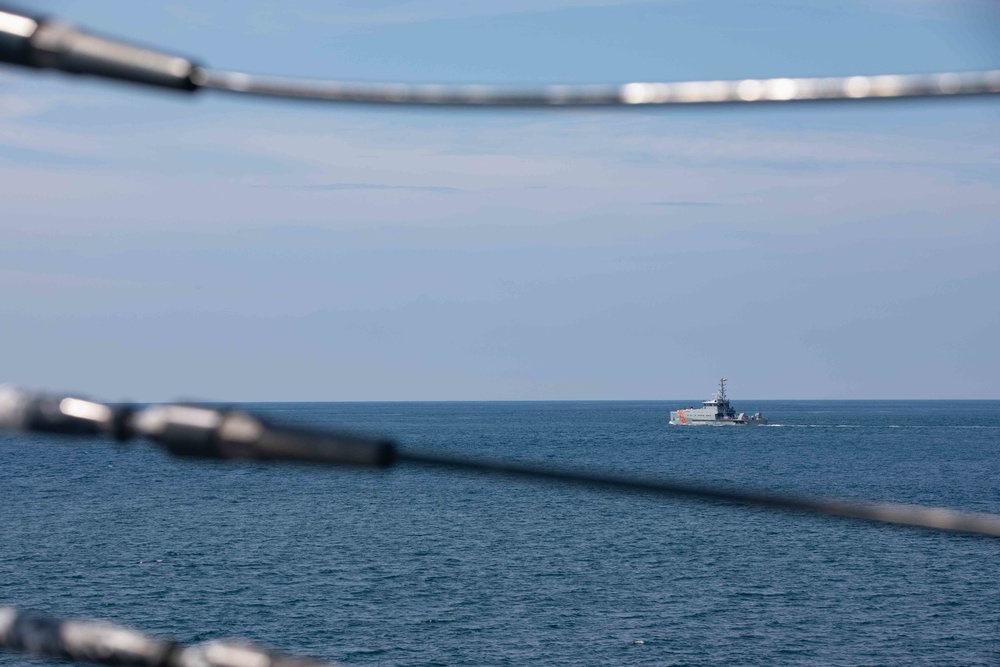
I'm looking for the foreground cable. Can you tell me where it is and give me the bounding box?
[2,385,1000,537]
[0,606,335,667]
[1,6,997,107]
[193,68,1000,108]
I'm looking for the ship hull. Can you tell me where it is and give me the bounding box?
[668,419,768,426]
[669,407,767,426]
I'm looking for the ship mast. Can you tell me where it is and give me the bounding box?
[717,377,727,402]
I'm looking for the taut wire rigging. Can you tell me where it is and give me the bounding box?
[2,385,999,538]
[0,5,998,108]
[0,605,336,667]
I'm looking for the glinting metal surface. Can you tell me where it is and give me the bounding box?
[1,7,998,108]
[0,606,336,667]
[192,68,1000,108]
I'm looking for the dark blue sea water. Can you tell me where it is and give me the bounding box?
[2,401,999,666]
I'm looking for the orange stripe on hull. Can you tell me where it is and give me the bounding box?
[678,409,687,425]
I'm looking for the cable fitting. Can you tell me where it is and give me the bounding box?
[0,5,198,90]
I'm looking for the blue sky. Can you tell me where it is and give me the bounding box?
[1,0,998,400]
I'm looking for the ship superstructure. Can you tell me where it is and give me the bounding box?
[669,378,767,426]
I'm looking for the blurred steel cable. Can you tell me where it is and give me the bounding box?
[3,385,1000,538]
[1,6,998,108]
[0,606,336,667]
[192,69,1000,108]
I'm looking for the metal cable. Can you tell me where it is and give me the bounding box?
[3,386,1000,538]
[192,68,1000,108]
[1,7,999,108]
[0,606,336,667]
[400,451,1000,537]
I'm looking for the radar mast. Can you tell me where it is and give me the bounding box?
[716,377,728,402]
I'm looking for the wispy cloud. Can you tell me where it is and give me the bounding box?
[643,201,719,207]
[274,182,464,193]
[0,268,140,291]
[281,0,667,31]
[863,0,1000,21]
[163,4,214,26]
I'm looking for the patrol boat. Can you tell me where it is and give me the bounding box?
[669,378,767,426]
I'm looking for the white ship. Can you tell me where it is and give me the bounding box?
[669,378,767,426]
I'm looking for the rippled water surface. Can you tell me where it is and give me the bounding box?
[2,401,999,666]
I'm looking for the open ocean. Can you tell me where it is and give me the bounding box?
[2,400,999,666]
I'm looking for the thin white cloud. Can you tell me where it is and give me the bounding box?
[282,0,665,31]
[164,3,215,26]
[862,0,1000,21]
[0,123,109,156]
[1,84,996,242]
[0,268,141,291]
